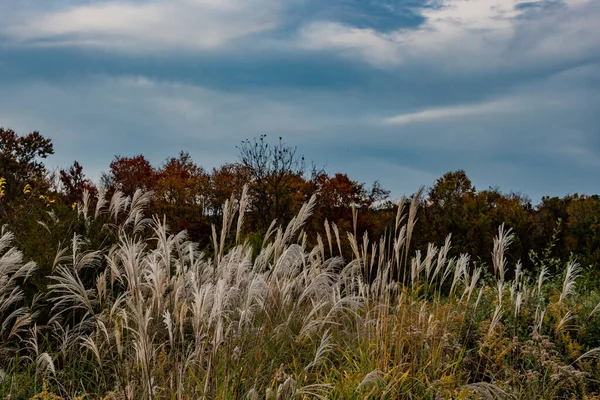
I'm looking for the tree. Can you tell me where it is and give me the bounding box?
[207,163,250,217]
[237,135,307,229]
[565,195,600,267]
[101,155,157,197]
[368,180,391,207]
[0,128,54,201]
[154,152,209,206]
[428,170,475,207]
[153,152,210,240]
[312,172,366,223]
[59,161,97,203]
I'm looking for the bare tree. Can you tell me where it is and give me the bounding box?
[237,135,306,229]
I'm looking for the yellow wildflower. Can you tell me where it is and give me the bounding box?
[0,177,6,198]
[39,195,55,207]
[23,183,32,194]
[30,380,63,400]
[72,202,77,210]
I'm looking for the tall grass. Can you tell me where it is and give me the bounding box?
[1,188,600,399]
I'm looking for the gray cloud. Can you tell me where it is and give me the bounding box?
[1,0,281,52]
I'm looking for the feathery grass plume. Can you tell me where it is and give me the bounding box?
[474,286,485,310]
[536,267,549,297]
[514,291,523,319]
[296,383,333,400]
[559,261,581,303]
[109,190,129,223]
[324,219,333,257]
[463,266,481,304]
[394,196,408,235]
[556,310,575,334]
[357,369,385,391]
[430,234,451,284]
[235,184,249,245]
[402,186,423,282]
[331,222,342,257]
[125,189,154,234]
[352,203,358,238]
[488,304,503,336]
[304,330,334,371]
[48,265,98,316]
[79,188,91,221]
[0,229,36,348]
[282,195,316,246]
[514,261,522,287]
[492,224,514,283]
[572,347,600,364]
[589,302,600,318]
[533,306,546,335]
[94,188,109,219]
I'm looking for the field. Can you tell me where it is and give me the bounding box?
[1,188,600,399]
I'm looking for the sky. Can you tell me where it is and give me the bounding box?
[0,0,599,203]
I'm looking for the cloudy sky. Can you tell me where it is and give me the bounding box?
[1,0,599,202]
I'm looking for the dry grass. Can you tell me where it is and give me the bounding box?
[1,188,599,399]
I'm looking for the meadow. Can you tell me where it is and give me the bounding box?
[2,187,600,399]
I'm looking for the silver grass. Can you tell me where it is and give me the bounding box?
[235,184,249,245]
[295,383,333,400]
[492,224,514,283]
[48,265,98,316]
[94,188,109,219]
[556,310,575,333]
[324,219,333,257]
[536,267,549,297]
[488,304,503,336]
[559,261,582,303]
[357,369,385,391]
[332,222,342,257]
[304,330,334,371]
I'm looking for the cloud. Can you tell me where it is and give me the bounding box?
[296,0,600,70]
[382,99,516,125]
[297,22,402,66]
[2,0,280,52]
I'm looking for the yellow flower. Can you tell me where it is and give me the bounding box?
[38,194,55,207]
[23,183,32,194]
[0,177,6,198]
[72,202,77,210]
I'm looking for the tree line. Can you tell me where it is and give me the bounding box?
[2,127,600,289]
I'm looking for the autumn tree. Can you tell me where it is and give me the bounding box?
[59,160,97,203]
[237,135,307,229]
[311,172,366,224]
[153,152,210,240]
[207,163,250,218]
[101,154,157,196]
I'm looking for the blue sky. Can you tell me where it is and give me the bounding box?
[1,0,599,202]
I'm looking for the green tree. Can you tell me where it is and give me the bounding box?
[0,128,54,202]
